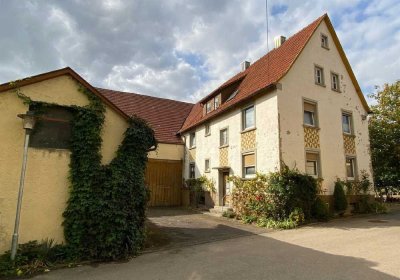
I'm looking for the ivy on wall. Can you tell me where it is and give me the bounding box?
[14,84,157,260]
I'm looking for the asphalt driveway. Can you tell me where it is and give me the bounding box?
[34,207,400,280]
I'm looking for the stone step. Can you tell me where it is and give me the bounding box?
[209,206,233,215]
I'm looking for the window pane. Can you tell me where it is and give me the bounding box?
[220,129,228,146]
[346,158,354,178]
[205,124,210,135]
[245,166,256,176]
[190,133,196,147]
[306,161,317,176]
[342,115,351,133]
[244,106,255,129]
[205,160,210,171]
[189,163,195,178]
[304,111,315,126]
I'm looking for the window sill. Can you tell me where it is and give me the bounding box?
[321,46,330,50]
[315,83,326,87]
[189,146,196,150]
[331,88,341,93]
[204,170,211,173]
[342,133,356,138]
[219,144,229,149]
[241,127,256,134]
[205,133,211,137]
[303,124,320,130]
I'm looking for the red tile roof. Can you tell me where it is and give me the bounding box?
[97,88,193,144]
[179,14,326,133]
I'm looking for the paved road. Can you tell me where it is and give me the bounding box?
[35,209,400,280]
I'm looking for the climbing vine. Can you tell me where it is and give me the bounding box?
[13,83,157,260]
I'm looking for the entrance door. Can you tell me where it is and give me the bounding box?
[222,171,230,206]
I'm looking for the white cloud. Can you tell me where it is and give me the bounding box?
[0,0,399,103]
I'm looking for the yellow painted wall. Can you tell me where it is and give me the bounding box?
[0,75,126,253]
[277,20,372,193]
[0,74,185,253]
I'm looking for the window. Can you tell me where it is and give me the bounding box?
[189,163,195,178]
[242,106,255,130]
[314,66,324,86]
[331,73,340,91]
[321,34,329,49]
[243,153,256,178]
[189,132,196,148]
[205,123,210,136]
[220,128,228,147]
[304,102,317,127]
[29,106,73,149]
[342,113,352,134]
[214,96,220,109]
[206,101,212,113]
[306,152,320,177]
[346,157,356,180]
[227,89,239,102]
[205,159,210,172]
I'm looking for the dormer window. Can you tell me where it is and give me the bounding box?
[321,34,329,49]
[227,89,239,102]
[214,96,220,109]
[206,101,212,113]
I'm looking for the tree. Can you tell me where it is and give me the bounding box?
[368,81,400,194]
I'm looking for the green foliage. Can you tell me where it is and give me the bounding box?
[186,175,216,192]
[345,170,372,195]
[222,209,236,219]
[0,240,72,277]
[354,197,388,214]
[368,81,400,190]
[13,84,157,261]
[311,197,330,221]
[229,166,318,228]
[333,180,348,213]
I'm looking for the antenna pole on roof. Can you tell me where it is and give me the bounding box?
[266,0,270,83]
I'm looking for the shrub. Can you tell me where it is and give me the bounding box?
[312,197,330,221]
[230,166,318,227]
[222,209,236,219]
[334,180,348,214]
[354,197,388,214]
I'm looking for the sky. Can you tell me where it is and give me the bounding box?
[0,0,399,103]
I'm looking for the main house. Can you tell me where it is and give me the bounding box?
[0,14,371,252]
[179,14,372,207]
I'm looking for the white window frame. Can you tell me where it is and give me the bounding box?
[220,128,229,147]
[303,100,318,127]
[242,152,256,179]
[342,112,353,135]
[189,132,196,148]
[214,97,220,109]
[205,123,211,136]
[205,159,210,173]
[331,72,340,92]
[346,157,357,181]
[206,102,212,113]
[314,66,325,86]
[242,105,255,131]
[305,152,320,178]
[321,33,329,49]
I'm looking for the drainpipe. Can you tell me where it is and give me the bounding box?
[10,111,36,260]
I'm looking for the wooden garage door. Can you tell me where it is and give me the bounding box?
[146,159,182,206]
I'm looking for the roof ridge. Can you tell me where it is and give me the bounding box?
[96,87,194,105]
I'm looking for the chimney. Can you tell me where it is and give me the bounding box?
[274,35,286,48]
[241,61,251,71]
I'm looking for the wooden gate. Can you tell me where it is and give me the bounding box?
[145,159,182,206]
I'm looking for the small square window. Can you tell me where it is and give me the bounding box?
[342,113,352,134]
[189,132,196,148]
[304,102,317,127]
[306,152,320,178]
[243,153,256,178]
[220,128,228,147]
[205,159,210,172]
[189,163,195,178]
[205,123,211,136]
[321,34,329,49]
[346,157,356,180]
[331,73,340,92]
[315,66,324,86]
[242,106,255,130]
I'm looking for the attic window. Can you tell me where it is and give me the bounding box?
[321,34,329,49]
[226,89,239,102]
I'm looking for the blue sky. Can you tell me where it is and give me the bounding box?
[0,0,399,103]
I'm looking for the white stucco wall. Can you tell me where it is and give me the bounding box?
[278,20,372,193]
[183,91,280,202]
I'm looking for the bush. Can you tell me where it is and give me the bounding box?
[230,165,318,228]
[222,209,236,219]
[354,197,388,214]
[312,197,330,221]
[333,180,347,214]
[0,240,72,277]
